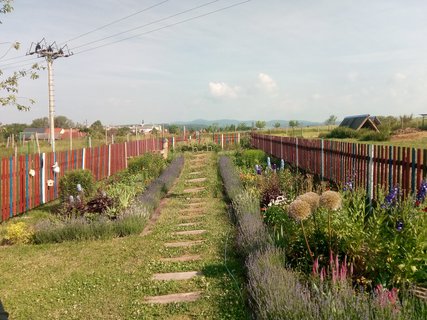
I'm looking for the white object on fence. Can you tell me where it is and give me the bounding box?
[221,134,224,150]
[108,144,112,176]
[82,148,86,169]
[41,153,46,204]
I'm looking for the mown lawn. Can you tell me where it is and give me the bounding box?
[0,152,248,319]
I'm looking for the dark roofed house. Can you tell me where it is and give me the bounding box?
[339,114,380,132]
[22,128,64,140]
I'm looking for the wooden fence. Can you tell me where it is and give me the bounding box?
[0,137,163,223]
[251,133,427,199]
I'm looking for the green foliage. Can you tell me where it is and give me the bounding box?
[127,153,166,180]
[234,149,266,168]
[289,120,300,128]
[59,169,95,202]
[324,115,337,126]
[255,120,266,129]
[325,126,359,139]
[358,129,390,141]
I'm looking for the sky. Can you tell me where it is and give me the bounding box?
[1,0,427,126]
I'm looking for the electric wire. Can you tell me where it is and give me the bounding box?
[73,0,251,55]
[0,56,42,69]
[61,0,171,45]
[70,0,222,51]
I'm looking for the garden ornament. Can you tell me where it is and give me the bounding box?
[52,162,60,174]
[280,159,285,170]
[47,179,54,187]
[29,169,36,177]
[267,157,271,169]
[76,184,82,192]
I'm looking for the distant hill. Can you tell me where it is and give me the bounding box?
[171,119,321,128]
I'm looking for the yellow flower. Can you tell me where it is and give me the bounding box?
[288,199,312,221]
[320,191,342,211]
[297,192,320,213]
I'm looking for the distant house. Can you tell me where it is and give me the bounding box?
[339,114,380,132]
[141,124,161,134]
[22,128,66,140]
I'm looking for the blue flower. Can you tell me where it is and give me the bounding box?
[416,180,427,205]
[396,220,404,232]
[382,186,400,208]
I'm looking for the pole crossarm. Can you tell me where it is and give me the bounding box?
[26,39,73,153]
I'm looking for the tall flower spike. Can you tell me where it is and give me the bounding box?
[297,192,320,213]
[319,191,342,211]
[288,199,312,221]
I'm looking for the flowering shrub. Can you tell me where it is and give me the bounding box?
[3,222,34,244]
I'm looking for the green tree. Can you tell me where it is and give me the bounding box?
[117,127,131,136]
[274,122,281,128]
[55,115,75,128]
[30,117,48,128]
[324,115,337,126]
[255,120,266,129]
[288,120,299,129]
[1,0,41,110]
[237,122,251,131]
[167,124,180,135]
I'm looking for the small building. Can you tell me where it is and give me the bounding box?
[339,114,380,132]
[22,128,65,140]
[141,124,162,134]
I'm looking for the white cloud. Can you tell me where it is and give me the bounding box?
[209,82,240,98]
[258,73,278,93]
[393,72,407,81]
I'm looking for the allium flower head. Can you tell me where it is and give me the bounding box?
[416,180,427,206]
[297,192,320,213]
[288,199,312,221]
[319,191,342,211]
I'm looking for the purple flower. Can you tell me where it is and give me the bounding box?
[416,180,427,206]
[343,180,354,192]
[382,186,400,208]
[396,220,404,232]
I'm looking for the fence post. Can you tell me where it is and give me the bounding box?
[270,136,273,155]
[41,153,46,204]
[367,145,374,201]
[125,142,128,169]
[172,137,175,150]
[221,134,224,150]
[280,136,283,159]
[296,138,299,168]
[237,133,240,145]
[411,148,416,194]
[321,139,324,180]
[82,148,86,170]
[108,144,111,177]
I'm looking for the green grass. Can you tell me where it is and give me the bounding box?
[0,152,249,319]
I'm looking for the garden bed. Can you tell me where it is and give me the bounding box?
[219,150,427,319]
[0,153,184,245]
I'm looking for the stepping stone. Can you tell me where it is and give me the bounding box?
[183,187,205,193]
[187,202,206,207]
[186,177,207,183]
[176,222,199,227]
[180,208,204,214]
[164,240,204,248]
[160,254,202,262]
[152,271,201,281]
[189,171,203,175]
[144,292,201,304]
[180,215,204,221]
[172,230,206,236]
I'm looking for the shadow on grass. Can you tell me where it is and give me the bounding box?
[0,299,9,320]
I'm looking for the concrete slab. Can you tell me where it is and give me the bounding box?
[144,292,201,304]
[172,230,207,236]
[189,171,203,175]
[159,254,202,262]
[164,240,205,248]
[186,178,207,183]
[176,222,199,227]
[183,187,206,193]
[152,271,201,281]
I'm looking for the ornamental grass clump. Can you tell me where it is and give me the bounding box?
[297,192,320,213]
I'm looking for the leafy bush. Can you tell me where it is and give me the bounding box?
[358,129,390,141]
[260,173,282,207]
[325,126,359,139]
[2,222,34,244]
[234,149,266,169]
[59,169,95,202]
[127,153,166,180]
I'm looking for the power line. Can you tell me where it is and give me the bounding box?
[61,0,171,45]
[74,0,251,56]
[70,0,222,51]
[0,57,43,70]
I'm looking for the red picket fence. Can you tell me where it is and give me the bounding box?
[251,133,427,199]
[213,133,241,147]
[0,137,163,223]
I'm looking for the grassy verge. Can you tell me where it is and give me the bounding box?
[0,152,248,319]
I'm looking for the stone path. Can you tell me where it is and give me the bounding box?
[144,152,211,307]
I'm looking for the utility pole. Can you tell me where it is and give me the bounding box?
[27,39,72,152]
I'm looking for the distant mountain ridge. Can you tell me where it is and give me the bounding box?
[171,119,321,128]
